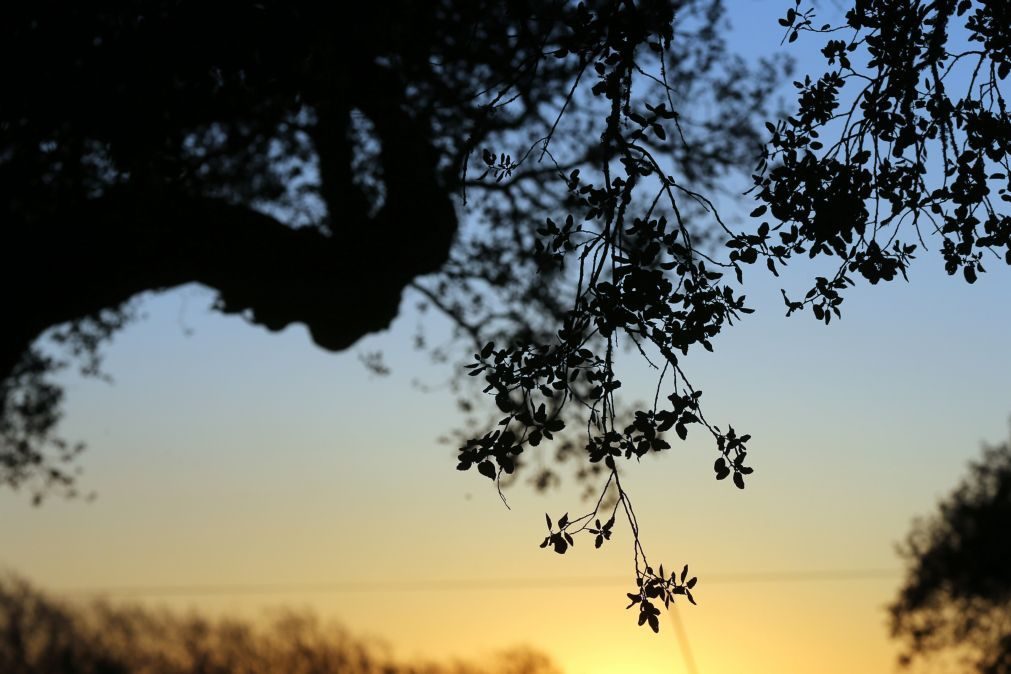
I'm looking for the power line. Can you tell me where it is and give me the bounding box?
[50,567,902,674]
[58,568,901,598]
[707,568,898,584]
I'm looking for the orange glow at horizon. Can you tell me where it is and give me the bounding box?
[5,257,1009,673]
[4,1,1011,671]
[5,256,1011,673]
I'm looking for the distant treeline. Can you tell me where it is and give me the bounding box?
[0,575,561,674]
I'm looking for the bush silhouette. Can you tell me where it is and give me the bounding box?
[0,575,562,674]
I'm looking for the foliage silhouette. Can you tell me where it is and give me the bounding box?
[889,427,1011,674]
[456,0,1011,631]
[0,574,562,674]
[1,1,781,503]
[3,0,1010,634]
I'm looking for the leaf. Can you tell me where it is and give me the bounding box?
[733,472,745,489]
[750,205,767,217]
[477,461,499,480]
[495,393,514,413]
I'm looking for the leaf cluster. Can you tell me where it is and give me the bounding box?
[733,0,1011,322]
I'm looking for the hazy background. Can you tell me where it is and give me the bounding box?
[4,2,1011,672]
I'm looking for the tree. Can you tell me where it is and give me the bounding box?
[889,427,1011,674]
[0,574,563,674]
[3,0,1010,634]
[1,0,779,499]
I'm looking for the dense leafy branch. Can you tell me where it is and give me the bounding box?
[454,0,762,632]
[452,0,1009,634]
[735,0,1011,322]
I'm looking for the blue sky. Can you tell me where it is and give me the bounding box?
[3,2,1011,672]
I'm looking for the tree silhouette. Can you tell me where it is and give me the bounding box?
[3,0,1010,633]
[889,428,1011,674]
[0,574,563,674]
[1,1,781,500]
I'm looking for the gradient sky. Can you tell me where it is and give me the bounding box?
[3,2,1011,673]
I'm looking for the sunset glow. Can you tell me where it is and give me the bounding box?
[4,2,1011,673]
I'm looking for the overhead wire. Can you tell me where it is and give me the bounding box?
[57,568,901,598]
[55,567,902,674]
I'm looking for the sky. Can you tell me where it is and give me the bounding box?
[3,2,1011,673]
